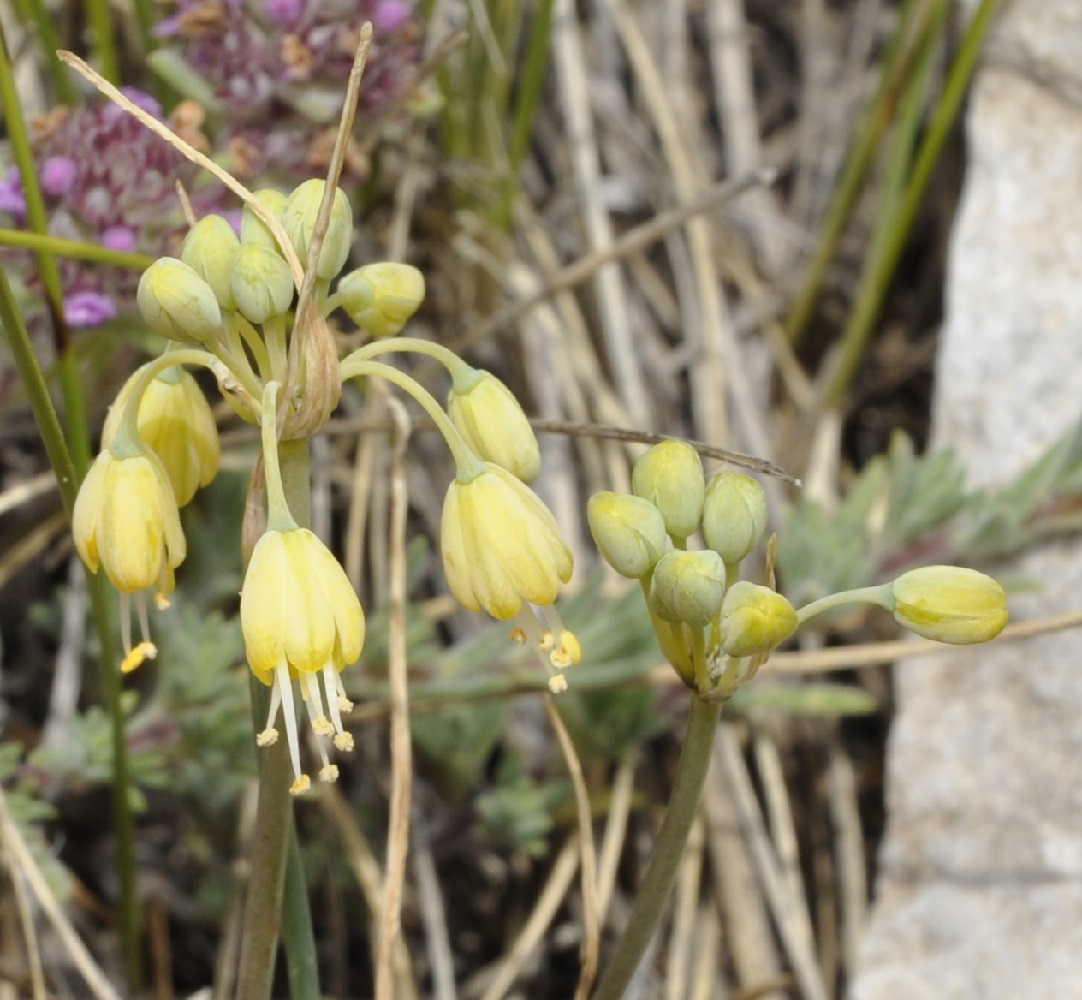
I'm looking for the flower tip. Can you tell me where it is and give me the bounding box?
[289,775,312,796]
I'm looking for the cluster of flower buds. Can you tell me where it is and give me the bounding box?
[151,0,424,184]
[0,89,224,333]
[589,442,794,697]
[589,441,1010,699]
[73,175,579,794]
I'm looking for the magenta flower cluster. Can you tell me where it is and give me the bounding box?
[154,0,421,184]
[0,89,225,331]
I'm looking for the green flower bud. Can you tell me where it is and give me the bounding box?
[587,492,667,579]
[890,565,1008,645]
[632,441,704,541]
[231,243,295,324]
[719,581,798,657]
[137,257,223,344]
[336,262,425,338]
[241,188,288,250]
[181,214,240,311]
[448,368,539,482]
[649,549,726,627]
[281,179,352,280]
[703,472,767,564]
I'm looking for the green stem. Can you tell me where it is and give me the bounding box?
[783,0,942,346]
[0,229,151,270]
[823,0,950,408]
[342,335,475,387]
[0,269,142,993]
[236,439,319,1000]
[824,0,999,398]
[796,584,892,625]
[591,696,721,1000]
[259,382,298,532]
[282,830,320,1000]
[85,0,119,82]
[339,356,484,478]
[12,0,76,102]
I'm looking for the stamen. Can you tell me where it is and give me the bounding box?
[510,628,527,645]
[289,775,311,796]
[548,674,568,694]
[121,641,157,674]
[119,592,133,655]
[332,670,354,712]
[549,631,582,669]
[300,672,334,735]
[263,679,283,734]
[256,728,279,747]
[275,659,304,784]
[334,731,355,752]
[323,664,348,737]
[136,593,153,643]
[318,764,340,783]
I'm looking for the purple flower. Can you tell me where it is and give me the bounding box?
[0,168,26,217]
[372,1,411,32]
[102,225,137,252]
[64,291,117,327]
[40,156,78,197]
[266,0,302,24]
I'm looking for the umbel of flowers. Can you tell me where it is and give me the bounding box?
[588,442,1008,700]
[72,178,579,795]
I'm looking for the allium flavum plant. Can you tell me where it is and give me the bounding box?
[588,440,1009,703]
[72,175,579,796]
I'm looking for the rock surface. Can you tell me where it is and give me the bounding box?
[851,3,1082,998]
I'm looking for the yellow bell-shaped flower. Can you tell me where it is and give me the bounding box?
[441,464,573,620]
[447,369,540,483]
[240,527,365,794]
[102,368,219,507]
[73,447,186,596]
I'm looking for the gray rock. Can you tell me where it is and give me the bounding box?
[852,4,1082,997]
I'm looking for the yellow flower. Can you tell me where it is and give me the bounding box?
[890,565,1008,645]
[719,581,798,658]
[447,369,540,483]
[102,368,219,507]
[73,446,186,671]
[240,527,365,794]
[441,464,578,692]
[441,464,572,619]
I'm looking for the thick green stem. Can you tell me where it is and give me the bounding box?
[0,229,150,269]
[591,696,721,1000]
[235,440,320,1000]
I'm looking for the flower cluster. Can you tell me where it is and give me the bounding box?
[589,441,1009,699]
[589,443,794,697]
[73,176,578,794]
[0,90,224,333]
[153,0,423,184]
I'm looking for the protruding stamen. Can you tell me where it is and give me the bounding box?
[550,630,582,669]
[155,591,171,611]
[323,664,349,739]
[121,641,157,674]
[256,728,279,747]
[548,674,568,694]
[289,775,311,796]
[510,628,527,645]
[318,764,340,783]
[136,593,153,644]
[275,659,303,784]
[334,732,355,752]
[119,592,133,655]
[331,670,354,712]
[263,679,283,734]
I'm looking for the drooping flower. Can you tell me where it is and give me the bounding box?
[241,527,365,794]
[101,367,220,507]
[447,368,540,483]
[441,463,578,690]
[73,445,187,671]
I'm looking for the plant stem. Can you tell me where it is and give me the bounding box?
[590,696,721,1000]
[0,228,151,269]
[235,440,320,1000]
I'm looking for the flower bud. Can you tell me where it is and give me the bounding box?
[719,581,798,658]
[632,441,704,541]
[137,257,223,344]
[448,369,539,482]
[181,214,240,310]
[281,179,352,280]
[648,549,726,627]
[890,565,1008,645]
[336,262,425,338]
[231,242,295,324]
[587,492,667,579]
[703,472,767,564]
[241,188,288,250]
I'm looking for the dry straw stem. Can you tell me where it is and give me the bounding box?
[411,831,456,1000]
[1,801,47,999]
[0,788,121,1000]
[474,836,580,1000]
[376,397,414,1000]
[544,695,600,1000]
[594,754,636,922]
